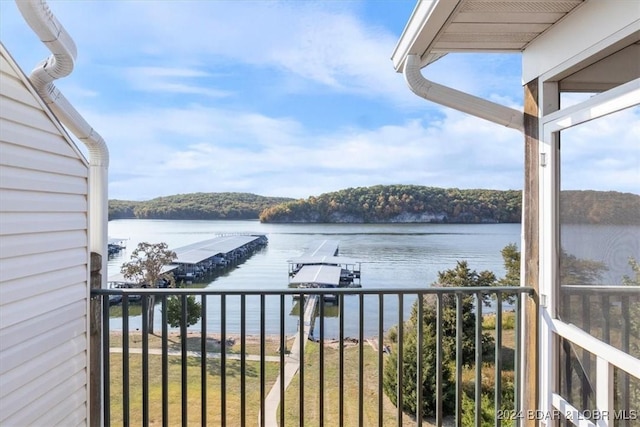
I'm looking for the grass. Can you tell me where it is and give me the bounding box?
[282,342,420,426]
[108,352,279,425]
[109,304,142,318]
[482,311,517,330]
[106,318,518,426]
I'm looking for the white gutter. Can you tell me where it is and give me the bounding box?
[16,0,110,282]
[404,54,525,132]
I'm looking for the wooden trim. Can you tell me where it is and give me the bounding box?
[523,78,540,426]
[89,252,102,427]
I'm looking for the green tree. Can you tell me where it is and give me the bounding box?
[498,243,520,287]
[167,294,202,328]
[559,250,608,286]
[121,242,177,334]
[383,320,456,418]
[496,243,520,303]
[383,261,496,418]
[621,256,640,287]
[433,261,496,365]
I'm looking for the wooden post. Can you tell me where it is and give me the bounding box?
[90,251,102,427]
[523,79,540,426]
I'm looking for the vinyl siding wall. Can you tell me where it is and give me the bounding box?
[0,48,90,426]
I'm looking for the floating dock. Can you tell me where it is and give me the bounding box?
[169,234,267,281]
[287,240,362,303]
[108,234,267,289]
[107,237,127,256]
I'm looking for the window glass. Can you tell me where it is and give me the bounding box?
[558,106,640,415]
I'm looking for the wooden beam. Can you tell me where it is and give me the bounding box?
[90,252,102,427]
[522,78,540,426]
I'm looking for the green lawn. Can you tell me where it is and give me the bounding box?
[282,342,419,426]
[108,352,279,426]
[106,321,517,426]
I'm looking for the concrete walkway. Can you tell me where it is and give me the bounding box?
[262,294,318,427]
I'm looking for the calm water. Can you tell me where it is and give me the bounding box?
[107,220,522,336]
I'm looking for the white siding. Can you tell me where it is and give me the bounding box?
[0,47,90,426]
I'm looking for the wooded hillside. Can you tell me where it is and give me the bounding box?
[259,186,640,224]
[108,192,293,220]
[560,190,640,225]
[108,187,640,225]
[259,185,522,223]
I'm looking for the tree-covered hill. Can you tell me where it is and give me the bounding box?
[109,187,640,224]
[259,185,640,224]
[108,192,293,220]
[259,185,522,224]
[560,190,640,225]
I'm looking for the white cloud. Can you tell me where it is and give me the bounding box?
[7,0,634,203]
[89,97,637,201]
[121,67,232,97]
[560,107,640,193]
[77,101,528,200]
[4,1,422,105]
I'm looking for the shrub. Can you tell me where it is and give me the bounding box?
[167,295,202,328]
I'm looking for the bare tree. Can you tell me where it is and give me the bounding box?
[121,242,176,334]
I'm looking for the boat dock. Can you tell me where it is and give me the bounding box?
[169,234,267,281]
[107,237,127,256]
[108,234,267,289]
[287,240,362,302]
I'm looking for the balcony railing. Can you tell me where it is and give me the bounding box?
[92,286,536,426]
[558,285,640,424]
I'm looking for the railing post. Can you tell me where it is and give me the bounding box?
[89,251,102,427]
[595,357,613,427]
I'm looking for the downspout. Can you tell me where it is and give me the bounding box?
[16,0,110,283]
[403,54,525,132]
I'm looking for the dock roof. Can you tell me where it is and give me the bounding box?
[173,235,264,265]
[108,237,127,245]
[289,265,343,287]
[108,264,177,284]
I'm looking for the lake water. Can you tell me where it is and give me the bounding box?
[107,220,522,337]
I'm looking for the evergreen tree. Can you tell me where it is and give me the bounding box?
[383,261,496,417]
[496,243,520,303]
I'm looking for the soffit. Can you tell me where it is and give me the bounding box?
[392,0,585,71]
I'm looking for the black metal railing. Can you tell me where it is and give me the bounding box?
[92,286,536,426]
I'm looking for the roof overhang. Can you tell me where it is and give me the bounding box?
[392,0,585,73]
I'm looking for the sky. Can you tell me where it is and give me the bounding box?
[1,1,638,201]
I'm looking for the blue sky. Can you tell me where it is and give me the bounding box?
[1,1,637,200]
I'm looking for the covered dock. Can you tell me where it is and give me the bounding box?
[287,255,361,283]
[108,234,267,288]
[289,265,343,288]
[107,237,127,256]
[287,240,362,297]
[169,234,268,281]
